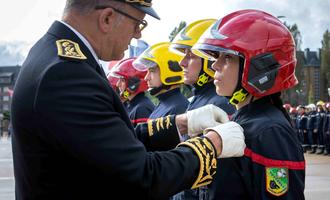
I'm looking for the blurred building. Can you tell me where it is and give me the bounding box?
[0,65,21,136]
[283,48,321,106]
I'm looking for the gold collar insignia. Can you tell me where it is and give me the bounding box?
[56,39,87,60]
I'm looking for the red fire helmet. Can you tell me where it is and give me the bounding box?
[109,58,148,95]
[193,9,298,97]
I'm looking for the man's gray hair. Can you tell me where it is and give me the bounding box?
[64,0,120,13]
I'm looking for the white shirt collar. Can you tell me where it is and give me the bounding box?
[59,20,102,67]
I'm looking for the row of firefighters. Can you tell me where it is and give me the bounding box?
[285,101,330,155]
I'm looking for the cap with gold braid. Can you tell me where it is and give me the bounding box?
[117,0,160,19]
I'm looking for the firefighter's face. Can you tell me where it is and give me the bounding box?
[144,66,162,88]
[117,78,127,93]
[212,52,240,96]
[180,49,202,85]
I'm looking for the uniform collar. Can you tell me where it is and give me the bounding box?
[157,88,181,101]
[192,81,215,95]
[232,96,272,121]
[128,93,145,107]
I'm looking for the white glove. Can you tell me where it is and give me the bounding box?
[187,104,229,137]
[204,121,245,158]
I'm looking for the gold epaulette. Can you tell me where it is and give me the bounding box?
[56,39,87,60]
[177,137,217,189]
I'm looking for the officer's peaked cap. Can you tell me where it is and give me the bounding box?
[116,0,160,20]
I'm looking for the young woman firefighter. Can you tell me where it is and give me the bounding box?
[109,58,155,127]
[170,19,236,200]
[133,42,189,151]
[192,9,305,199]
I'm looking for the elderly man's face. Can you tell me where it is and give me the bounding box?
[96,3,146,61]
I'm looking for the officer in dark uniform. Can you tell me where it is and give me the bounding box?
[306,105,317,153]
[109,57,154,127]
[193,9,305,199]
[315,101,326,154]
[296,106,308,150]
[11,1,246,199]
[170,19,236,200]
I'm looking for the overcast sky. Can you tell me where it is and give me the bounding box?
[0,0,329,65]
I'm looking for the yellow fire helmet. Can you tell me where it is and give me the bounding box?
[170,19,217,78]
[316,100,325,106]
[133,42,183,86]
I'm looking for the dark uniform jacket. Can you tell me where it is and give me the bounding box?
[127,92,154,127]
[149,88,189,119]
[11,21,216,200]
[209,97,305,200]
[144,88,188,151]
[182,82,236,199]
[187,82,236,115]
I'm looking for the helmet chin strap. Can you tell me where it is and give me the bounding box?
[120,89,131,100]
[228,57,249,105]
[193,58,212,89]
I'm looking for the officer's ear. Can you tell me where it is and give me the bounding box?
[97,8,116,33]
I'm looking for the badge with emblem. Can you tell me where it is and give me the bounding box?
[56,39,87,60]
[266,167,289,196]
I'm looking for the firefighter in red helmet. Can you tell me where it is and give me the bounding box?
[193,9,305,199]
[109,58,154,127]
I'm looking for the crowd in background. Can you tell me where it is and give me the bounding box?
[286,101,330,155]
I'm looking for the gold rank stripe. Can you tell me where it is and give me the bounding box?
[147,119,154,137]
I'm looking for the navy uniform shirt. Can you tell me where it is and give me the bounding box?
[141,88,188,151]
[209,97,305,200]
[187,82,236,115]
[11,21,217,200]
[127,92,154,127]
[149,88,189,119]
[182,82,236,199]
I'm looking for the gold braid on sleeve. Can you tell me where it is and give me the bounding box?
[177,137,217,189]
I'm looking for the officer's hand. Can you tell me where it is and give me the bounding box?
[204,122,245,158]
[187,104,229,137]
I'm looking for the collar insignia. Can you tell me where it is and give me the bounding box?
[56,39,87,60]
[266,167,289,196]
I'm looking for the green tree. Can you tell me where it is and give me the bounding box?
[169,21,186,42]
[320,30,330,101]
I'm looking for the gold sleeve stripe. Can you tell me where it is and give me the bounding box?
[148,120,154,137]
[177,137,217,189]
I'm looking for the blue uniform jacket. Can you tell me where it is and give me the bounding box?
[127,92,154,127]
[149,88,189,119]
[187,82,236,115]
[209,97,305,200]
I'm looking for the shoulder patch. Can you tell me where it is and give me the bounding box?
[266,167,289,196]
[56,39,87,60]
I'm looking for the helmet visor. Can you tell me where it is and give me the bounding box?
[108,65,124,79]
[169,43,191,56]
[192,43,241,61]
[133,58,158,71]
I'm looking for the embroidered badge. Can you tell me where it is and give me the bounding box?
[56,39,87,60]
[266,167,289,196]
